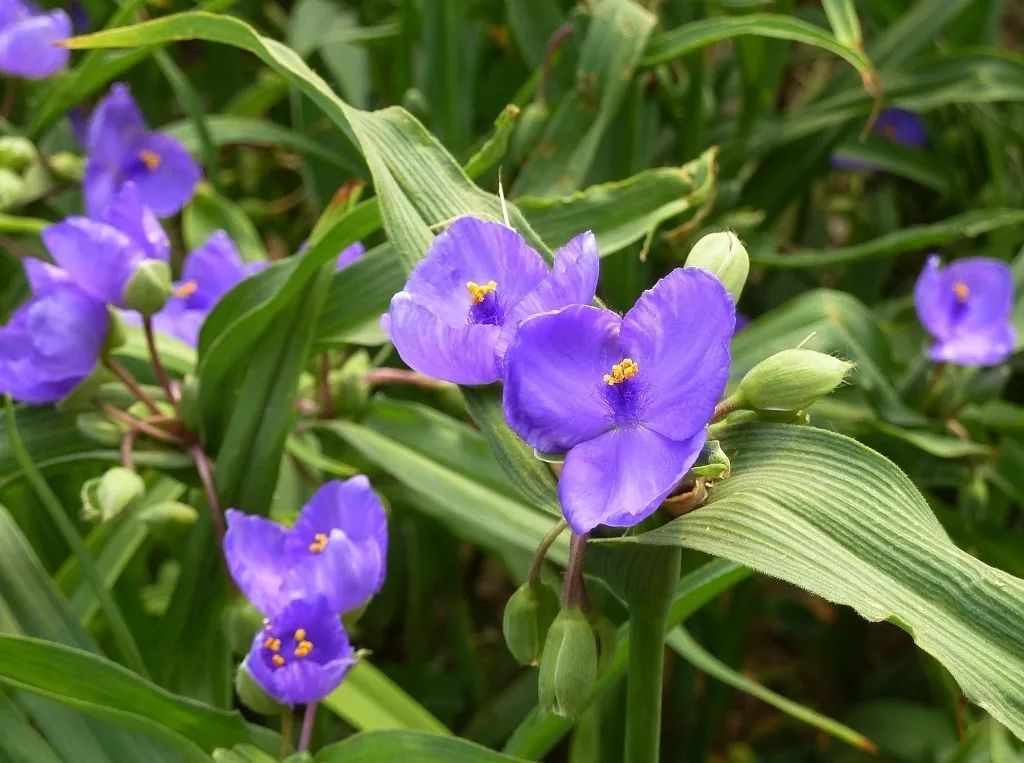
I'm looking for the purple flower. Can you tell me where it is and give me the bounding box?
[224,477,388,617]
[0,0,70,79]
[383,217,599,385]
[336,241,365,271]
[503,268,734,534]
[914,254,1016,366]
[0,259,108,404]
[41,182,168,308]
[83,83,201,218]
[245,596,354,706]
[832,108,927,171]
[148,231,264,347]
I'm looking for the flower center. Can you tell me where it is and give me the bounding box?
[264,627,315,669]
[467,280,497,305]
[308,532,329,553]
[139,149,162,172]
[173,279,198,299]
[603,358,639,386]
[953,281,970,304]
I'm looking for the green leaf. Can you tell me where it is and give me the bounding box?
[183,183,268,263]
[612,423,1024,738]
[0,634,276,759]
[822,0,863,48]
[321,661,450,734]
[315,730,526,762]
[0,692,63,763]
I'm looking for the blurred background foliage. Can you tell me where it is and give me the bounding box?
[2,0,1024,760]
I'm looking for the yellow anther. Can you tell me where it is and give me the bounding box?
[294,628,306,642]
[174,279,198,299]
[272,654,285,667]
[293,639,314,658]
[139,149,162,172]
[953,281,970,303]
[264,637,281,652]
[603,358,639,386]
[308,532,329,553]
[467,280,498,305]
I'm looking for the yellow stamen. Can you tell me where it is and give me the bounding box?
[294,628,306,642]
[264,637,281,652]
[272,654,285,667]
[308,532,329,553]
[174,279,198,299]
[467,280,498,305]
[603,358,639,386]
[139,149,162,172]
[294,639,314,658]
[953,281,970,303]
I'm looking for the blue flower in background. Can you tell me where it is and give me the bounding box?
[335,241,365,271]
[383,216,599,385]
[42,182,168,308]
[84,83,201,218]
[0,0,70,79]
[147,231,265,347]
[914,254,1016,366]
[503,268,735,534]
[224,477,388,617]
[0,259,108,404]
[833,108,927,171]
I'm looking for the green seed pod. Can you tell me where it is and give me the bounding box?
[502,581,560,666]
[76,411,125,446]
[0,168,25,211]
[538,606,598,718]
[684,231,750,301]
[138,501,199,541]
[234,660,286,716]
[511,100,550,163]
[0,136,36,172]
[735,349,853,413]
[82,466,145,523]
[122,260,172,316]
[48,151,85,182]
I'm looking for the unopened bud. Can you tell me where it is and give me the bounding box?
[331,351,371,418]
[122,260,172,316]
[538,606,597,718]
[735,349,852,412]
[503,582,560,666]
[685,231,749,301]
[234,660,286,716]
[81,466,144,522]
[48,151,85,182]
[76,411,124,446]
[400,88,430,121]
[0,136,36,172]
[0,168,25,211]
[103,308,127,354]
[138,501,198,540]
[511,100,550,163]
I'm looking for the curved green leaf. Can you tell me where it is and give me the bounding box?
[316,730,524,762]
[322,661,450,735]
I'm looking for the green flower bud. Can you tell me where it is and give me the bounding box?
[538,606,597,718]
[234,660,286,716]
[48,151,85,182]
[330,350,371,418]
[503,581,560,666]
[224,598,267,656]
[687,439,730,480]
[138,501,199,540]
[735,349,853,413]
[684,231,750,301]
[0,168,25,211]
[0,136,36,172]
[122,260,172,316]
[81,466,145,523]
[511,100,550,163]
[103,308,127,354]
[400,88,431,121]
[76,411,124,446]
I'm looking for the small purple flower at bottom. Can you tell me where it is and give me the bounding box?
[146,231,265,347]
[84,83,201,218]
[224,477,388,617]
[503,268,735,534]
[382,216,599,385]
[914,254,1016,366]
[245,597,355,706]
[0,259,108,404]
[0,0,70,79]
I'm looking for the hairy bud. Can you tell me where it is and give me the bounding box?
[736,349,852,412]
[684,231,750,301]
[122,260,172,316]
[503,581,560,666]
[538,606,597,718]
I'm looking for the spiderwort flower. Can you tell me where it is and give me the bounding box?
[336,241,365,271]
[84,83,201,218]
[0,259,108,404]
[147,231,265,346]
[224,477,388,617]
[914,254,1016,366]
[383,216,599,385]
[42,182,168,308]
[244,596,355,706]
[0,0,70,79]
[503,268,735,534]
[832,108,927,171]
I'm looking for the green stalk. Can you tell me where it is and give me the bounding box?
[5,397,149,677]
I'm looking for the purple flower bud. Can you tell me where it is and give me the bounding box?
[335,241,365,271]
[914,254,1016,366]
[382,216,599,385]
[83,83,201,218]
[0,258,108,404]
[0,0,70,79]
[224,477,388,617]
[503,268,735,534]
[245,596,355,706]
[42,183,169,308]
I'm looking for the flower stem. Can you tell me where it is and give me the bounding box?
[189,444,225,546]
[142,316,177,408]
[710,394,740,423]
[298,701,318,752]
[562,532,589,609]
[318,353,334,419]
[528,518,567,588]
[105,357,162,416]
[280,708,294,757]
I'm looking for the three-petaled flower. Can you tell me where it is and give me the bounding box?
[0,0,71,79]
[914,254,1016,366]
[84,83,201,218]
[503,268,735,534]
[383,216,599,385]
